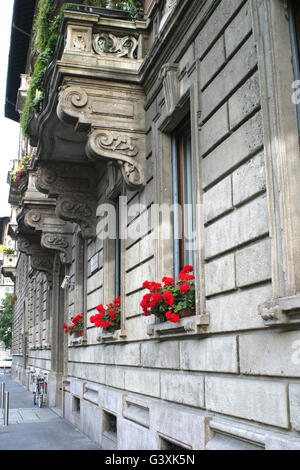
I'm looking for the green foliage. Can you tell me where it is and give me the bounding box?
[0,294,14,350]
[33,0,55,52]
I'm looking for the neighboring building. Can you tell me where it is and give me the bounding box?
[0,216,15,358]
[3,0,300,450]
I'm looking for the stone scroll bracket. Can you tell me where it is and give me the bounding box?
[36,162,98,240]
[258,295,300,327]
[23,206,74,266]
[86,128,146,191]
[30,254,54,286]
[41,233,73,266]
[16,234,54,285]
[56,83,147,192]
[56,195,97,240]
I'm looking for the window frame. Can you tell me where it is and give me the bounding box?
[289,0,300,136]
[172,117,195,279]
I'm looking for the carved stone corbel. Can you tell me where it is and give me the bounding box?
[23,205,74,265]
[258,296,300,326]
[41,232,72,265]
[17,234,54,284]
[36,162,98,239]
[56,195,96,240]
[86,128,145,190]
[56,83,146,191]
[30,254,54,286]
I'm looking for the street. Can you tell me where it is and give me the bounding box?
[0,371,101,450]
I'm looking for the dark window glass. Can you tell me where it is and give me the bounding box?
[172,119,195,278]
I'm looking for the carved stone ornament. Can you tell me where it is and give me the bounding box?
[30,254,54,285]
[87,129,145,190]
[93,32,138,59]
[258,296,300,326]
[41,233,72,265]
[159,63,180,116]
[22,205,74,264]
[73,33,87,52]
[16,234,54,283]
[56,84,146,192]
[56,195,97,240]
[36,162,98,239]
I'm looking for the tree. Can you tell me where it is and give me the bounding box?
[0,294,14,350]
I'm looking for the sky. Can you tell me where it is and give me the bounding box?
[0,1,21,217]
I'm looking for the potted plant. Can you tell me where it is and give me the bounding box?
[140,265,195,324]
[63,313,84,337]
[11,155,33,188]
[90,296,121,333]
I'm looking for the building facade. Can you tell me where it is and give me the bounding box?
[4,0,300,450]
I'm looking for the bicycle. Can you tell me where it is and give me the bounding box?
[33,376,46,408]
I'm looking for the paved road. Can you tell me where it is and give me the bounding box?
[0,371,101,450]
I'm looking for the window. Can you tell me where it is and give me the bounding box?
[160,435,190,450]
[102,410,117,445]
[115,196,121,299]
[172,119,195,279]
[289,0,300,135]
[72,396,80,414]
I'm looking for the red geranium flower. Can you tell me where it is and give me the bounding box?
[163,290,174,306]
[162,276,175,287]
[166,310,173,321]
[96,304,105,314]
[170,313,180,323]
[179,283,190,293]
[183,265,194,273]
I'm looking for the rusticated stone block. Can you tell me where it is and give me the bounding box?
[205,376,289,428]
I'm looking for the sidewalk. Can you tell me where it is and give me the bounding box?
[0,371,101,450]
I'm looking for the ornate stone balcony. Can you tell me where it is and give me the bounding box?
[16,169,75,282]
[24,7,149,240]
[1,253,18,283]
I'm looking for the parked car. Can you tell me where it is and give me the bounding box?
[0,358,12,369]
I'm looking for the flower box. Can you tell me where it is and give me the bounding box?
[90,297,121,334]
[140,266,196,324]
[63,313,84,337]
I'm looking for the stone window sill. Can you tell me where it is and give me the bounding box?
[259,295,300,326]
[69,336,87,347]
[147,314,210,338]
[96,329,127,344]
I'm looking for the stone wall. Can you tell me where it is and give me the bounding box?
[59,0,300,450]
[9,0,300,451]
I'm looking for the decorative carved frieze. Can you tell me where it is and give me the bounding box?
[92,32,138,59]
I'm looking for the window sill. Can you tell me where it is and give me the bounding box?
[147,314,210,338]
[259,295,300,326]
[69,336,87,347]
[97,328,127,343]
